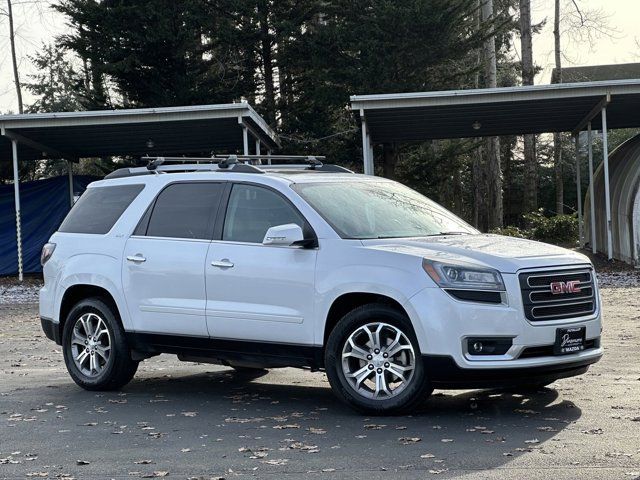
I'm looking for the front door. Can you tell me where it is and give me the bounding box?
[205,183,317,345]
[123,182,225,337]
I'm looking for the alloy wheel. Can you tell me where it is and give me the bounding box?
[341,322,416,400]
[70,313,112,377]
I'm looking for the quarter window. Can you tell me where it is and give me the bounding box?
[145,183,224,240]
[222,184,305,243]
[59,184,144,234]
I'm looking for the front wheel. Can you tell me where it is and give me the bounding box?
[62,297,138,391]
[324,304,432,414]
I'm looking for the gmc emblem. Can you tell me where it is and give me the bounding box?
[550,280,581,295]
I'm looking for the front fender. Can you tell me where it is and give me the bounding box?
[314,241,433,346]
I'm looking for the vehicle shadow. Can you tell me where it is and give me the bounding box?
[4,367,583,478]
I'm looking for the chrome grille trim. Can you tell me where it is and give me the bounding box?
[519,267,597,322]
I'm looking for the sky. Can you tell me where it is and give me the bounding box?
[0,0,639,113]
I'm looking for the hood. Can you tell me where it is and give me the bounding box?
[361,234,591,273]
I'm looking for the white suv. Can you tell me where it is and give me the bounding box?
[39,156,603,414]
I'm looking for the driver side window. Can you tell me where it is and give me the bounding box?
[222,184,306,243]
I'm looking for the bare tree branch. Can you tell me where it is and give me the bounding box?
[570,0,585,26]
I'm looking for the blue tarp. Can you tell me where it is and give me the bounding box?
[1,175,98,276]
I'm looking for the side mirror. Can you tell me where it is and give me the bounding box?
[263,223,305,246]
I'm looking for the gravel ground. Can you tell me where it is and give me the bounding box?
[0,284,639,479]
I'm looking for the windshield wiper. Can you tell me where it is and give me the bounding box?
[426,231,470,236]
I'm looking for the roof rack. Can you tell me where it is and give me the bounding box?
[104,154,353,179]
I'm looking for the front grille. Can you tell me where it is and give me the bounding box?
[519,268,596,321]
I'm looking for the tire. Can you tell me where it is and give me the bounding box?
[62,297,138,391]
[324,303,432,415]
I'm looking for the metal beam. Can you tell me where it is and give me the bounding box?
[11,139,23,282]
[587,123,596,254]
[2,127,71,159]
[571,94,610,136]
[601,107,613,260]
[575,135,583,247]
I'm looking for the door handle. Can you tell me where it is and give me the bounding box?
[211,259,234,268]
[126,254,146,263]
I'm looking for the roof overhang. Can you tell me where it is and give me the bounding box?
[0,102,280,163]
[350,79,640,143]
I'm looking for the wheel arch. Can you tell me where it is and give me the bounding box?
[58,284,123,340]
[323,292,413,345]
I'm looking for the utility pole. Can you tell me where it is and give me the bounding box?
[7,0,24,113]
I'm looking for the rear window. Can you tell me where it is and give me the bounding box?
[59,184,144,234]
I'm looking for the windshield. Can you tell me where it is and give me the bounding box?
[292,180,478,239]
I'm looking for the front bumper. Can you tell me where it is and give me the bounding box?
[423,353,601,389]
[404,270,603,371]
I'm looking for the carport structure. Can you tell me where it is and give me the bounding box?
[351,79,640,262]
[0,102,280,281]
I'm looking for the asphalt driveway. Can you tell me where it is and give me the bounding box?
[0,285,638,479]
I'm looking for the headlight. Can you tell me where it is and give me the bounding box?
[422,258,505,291]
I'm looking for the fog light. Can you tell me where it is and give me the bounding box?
[467,337,513,356]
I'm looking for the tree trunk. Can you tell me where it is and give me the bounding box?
[382,143,398,179]
[520,0,537,212]
[553,0,564,214]
[7,0,24,113]
[481,0,502,229]
[257,1,276,125]
[472,0,483,229]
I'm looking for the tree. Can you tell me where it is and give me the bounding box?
[552,0,564,214]
[519,0,537,213]
[481,0,503,228]
[24,44,83,113]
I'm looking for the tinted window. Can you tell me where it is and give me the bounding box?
[59,184,144,234]
[223,184,305,243]
[145,183,223,239]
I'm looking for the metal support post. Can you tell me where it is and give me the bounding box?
[601,107,613,260]
[575,135,583,247]
[360,114,374,175]
[587,123,596,254]
[67,160,75,207]
[242,126,249,156]
[11,139,23,282]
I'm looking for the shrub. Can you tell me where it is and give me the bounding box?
[491,210,579,245]
[524,210,578,244]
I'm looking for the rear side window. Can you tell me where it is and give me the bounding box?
[59,184,144,234]
[144,182,224,240]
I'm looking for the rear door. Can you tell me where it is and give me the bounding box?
[205,183,318,345]
[123,182,224,337]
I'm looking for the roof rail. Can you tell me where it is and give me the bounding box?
[104,154,351,179]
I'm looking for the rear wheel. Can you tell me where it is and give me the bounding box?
[325,304,432,414]
[62,297,138,391]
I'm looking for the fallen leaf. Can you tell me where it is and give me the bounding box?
[398,437,421,444]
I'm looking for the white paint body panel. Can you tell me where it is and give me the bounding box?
[40,170,603,373]
[205,241,317,344]
[122,237,210,336]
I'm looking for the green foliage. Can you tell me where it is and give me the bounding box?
[490,225,529,239]
[492,209,579,244]
[523,210,578,244]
